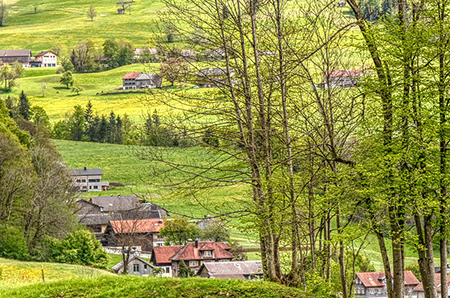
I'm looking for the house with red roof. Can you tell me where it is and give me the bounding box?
[150,245,184,277]
[323,69,362,88]
[354,270,420,297]
[122,72,162,90]
[413,273,450,298]
[105,218,170,251]
[170,241,233,277]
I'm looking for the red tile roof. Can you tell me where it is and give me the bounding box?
[110,218,167,234]
[152,246,184,264]
[170,241,233,261]
[414,273,450,292]
[356,271,419,288]
[122,72,141,80]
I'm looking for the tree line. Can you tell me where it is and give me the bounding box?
[141,0,450,297]
[0,98,107,268]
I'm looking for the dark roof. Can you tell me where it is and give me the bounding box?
[111,255,155,272]
[327,69,362,78]
[70,168,103,176]
[110,218,167,234]
[356,271,419,288]
[197,68,228,77]
[78,213,112,225]
[170,241,233,261]
[198,261,263,279]
[151,245,184,265]
[35,51,57,57]
[135,73,160,81]
[122,72,141,80]
[0,49,32,57]
[90,195,139,212]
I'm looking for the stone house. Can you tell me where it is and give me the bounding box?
[413,273,450,298]
[122,72,162,89]
[112,255,155,275]
[196,68,232,88]
[197,261,263,280]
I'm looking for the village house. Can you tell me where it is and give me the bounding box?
[202,48,224,61]
[150,245,184,277]
[112,255,155,276]
[181,49,196,61]
[133,48,157,61]
[323,69,362,88]
[30,51,58,67]
[354,271,420,298]
[70,167,109,192]
[196,68,233,88]
[170,241,234,277]
[197,261,263,280]
[105,218,168,251]
[122,72,162,89]
[413,273,450,298]
[0,49,32,67]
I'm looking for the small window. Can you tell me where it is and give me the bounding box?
[133,264,140,272]
[144,265,147,269]
[190,261,197,267]
[166,267,170,273]
[94,186,98,189]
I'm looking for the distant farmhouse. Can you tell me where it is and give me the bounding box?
[196,68,233,88]
[122,72,162,90]
[70,167,109,192]
[0,49,57,68]
[112,255,155,275]
[0,49,32,67]
[354,270,419,297]
[30,51,58,67]
[197,261,263,280]
[322,69,362,88]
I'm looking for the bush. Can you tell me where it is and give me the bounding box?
[0,226,30,260]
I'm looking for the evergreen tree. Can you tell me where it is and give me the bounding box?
[178,260,194,278]
[69,105,85,141]
[98,115,108,143]
[18,91,30,120]
[84,101,97,142]
[116,115,123,144]
[108,111,116,143]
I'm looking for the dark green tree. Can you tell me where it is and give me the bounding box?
[18,91,30,120]
[160,218,200,245]
[69,105,85,141]
[60,71,74,89]
[178,260,194,277]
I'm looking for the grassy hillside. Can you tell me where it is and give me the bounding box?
[0,258,112,289]
[0,275,310,298]
[0,0,163,54]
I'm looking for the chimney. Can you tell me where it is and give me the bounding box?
[195,239,198,248]
[84,166,87,170]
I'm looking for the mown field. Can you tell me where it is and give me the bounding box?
[0,257,112,289]
[1,274,310,298]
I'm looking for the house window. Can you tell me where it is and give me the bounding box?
[190,261,197,267]
[133,264,140,272]
[144,265,147,269]
[94,186,98,189]
[203,250,212,257]
[166,267,170,273]
[157,243,163,246]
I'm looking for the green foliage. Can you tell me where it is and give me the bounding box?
[1,275,310,298]
[178,260,195,278]
[0,226,30,261]
[71,85,84,95]
[160,218,200,245]
[199,220,229,242]
[18,91,30,120]
[60,71,74,89]
[30,106,50,130]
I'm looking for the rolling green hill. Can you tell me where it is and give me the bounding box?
[0,274,310,298]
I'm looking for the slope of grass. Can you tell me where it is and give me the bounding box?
[0,258,112,289]
[0,275,310,298]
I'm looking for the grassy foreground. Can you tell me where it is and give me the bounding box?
[1,275,310,298]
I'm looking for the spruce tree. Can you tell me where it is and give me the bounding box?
[18,91,30,120]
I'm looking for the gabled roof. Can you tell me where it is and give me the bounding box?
[110,218,166,234]
[170,241,233,261]
[122,72,141,80]
[414,273,450,292]
[78,213,112,225]
[134,48,157,55]
[151,245,184,265]
[135,73,160,81]
[0,49,32,57]
[327,69,362,78]
[198,261,263,279]
[356,271,419,288]
[197,68,228,77]
[70,168,103,176]
[35,51,57,57]
[111,255,155,272]
[90,195,139,212]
